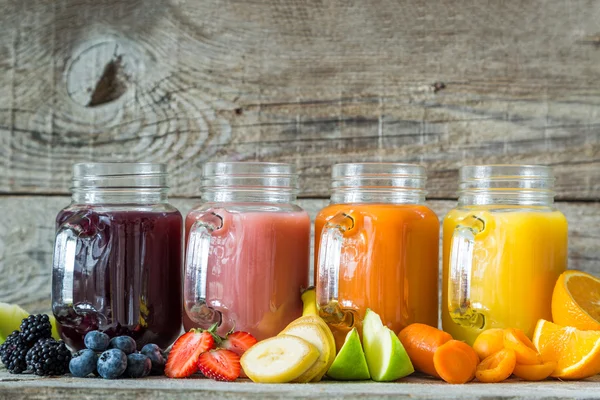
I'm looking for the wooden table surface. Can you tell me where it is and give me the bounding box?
[1,370,599,400]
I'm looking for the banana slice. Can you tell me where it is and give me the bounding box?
[279,322,331,382]
[241,335,320,383]
[286,316,337,381]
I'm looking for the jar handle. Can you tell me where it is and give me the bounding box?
[184,212,223,327]
[52,223,84,312]
[448,215,486,328]
[316,212,356,328]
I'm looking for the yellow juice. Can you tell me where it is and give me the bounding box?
[442,206,568,344]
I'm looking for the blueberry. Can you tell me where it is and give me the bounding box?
[97,349,127,379]
[69,349,98,377]
[125,353,152,378]
[108,336,137,355]
[141,344,165,375]
[84,331,110,352]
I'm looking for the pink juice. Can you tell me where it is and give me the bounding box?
[183,207,310,340]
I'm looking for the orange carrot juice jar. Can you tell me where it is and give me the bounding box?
[315,163,439,344]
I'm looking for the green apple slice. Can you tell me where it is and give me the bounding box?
[363,308,414,381]
[0,303,60,344]
[327,327,370,380]
[0,302,29,344]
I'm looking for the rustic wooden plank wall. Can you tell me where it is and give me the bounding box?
[0,0,599,313]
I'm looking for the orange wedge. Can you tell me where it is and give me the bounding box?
[532,319,600,379]
[552,270,600,331]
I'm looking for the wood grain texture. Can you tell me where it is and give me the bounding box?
[1,372,600,400]
[0,196,597,315]
[0,0,599,198]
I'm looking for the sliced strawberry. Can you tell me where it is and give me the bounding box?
[165,329,215,378]
[221,331,258,356]
[197,349,241,382]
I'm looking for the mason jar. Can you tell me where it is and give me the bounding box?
[52,163,183,350]
[314,163,439,347]
[443,165,568,344]
[183,162,310,340]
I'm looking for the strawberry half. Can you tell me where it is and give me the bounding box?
[221,331,258,356]
[197,349,241,381]
[165,328,216,378]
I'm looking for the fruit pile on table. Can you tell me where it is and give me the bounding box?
[1,270,600,384]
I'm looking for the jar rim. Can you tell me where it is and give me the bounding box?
[203,162,296,177]
[459,164,554,181]
[332,162,426,178]
[73,162,167,177]
[72,162,168,189]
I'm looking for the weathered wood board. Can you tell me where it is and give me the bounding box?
[1,370,600,400]
[0,196,597,315]
[0,0,600,199]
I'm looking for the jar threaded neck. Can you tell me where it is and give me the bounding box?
[458,164,555,206]
[71,162,169,204]
[330,163,427,204]
[201,162,299,203]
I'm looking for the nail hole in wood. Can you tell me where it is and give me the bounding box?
[432,82,446,93]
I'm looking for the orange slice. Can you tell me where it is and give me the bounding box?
[552,270,600,331]
[532,319,600,379]
[475,348,516,383]
[513,361,556,381]
[473,329,505,361]
[504,328,541,365]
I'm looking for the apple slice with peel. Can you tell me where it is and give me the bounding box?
[0,303,61,344]
[363,308,414,381]
[280,322,331,382]
[0,302,28,343]
[240,335,320,383]
[327,327,370,380]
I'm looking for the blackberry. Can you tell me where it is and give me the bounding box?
[26,338,72,376]
[0,331,21,364]
[20,314,52,346]
[1,332,28,374]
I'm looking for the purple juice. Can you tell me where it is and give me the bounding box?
[52,206,182,350]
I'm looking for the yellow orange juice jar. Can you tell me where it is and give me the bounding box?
[315,163,439,346]
[443,165,568,345]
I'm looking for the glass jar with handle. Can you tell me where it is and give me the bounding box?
[52,163,183,350]
[183,162,310,340]
[443,165,568,344]
[314,163,439,347]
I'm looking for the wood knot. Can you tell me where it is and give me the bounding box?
[87,55,129,107]
[65,38,145,108]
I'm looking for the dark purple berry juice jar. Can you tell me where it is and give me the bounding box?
[52,163,183,350]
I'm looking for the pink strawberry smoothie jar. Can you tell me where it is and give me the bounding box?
[183,162,310,340]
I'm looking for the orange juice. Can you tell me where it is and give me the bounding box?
[443,206,568,344]
[315,203,439,339]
